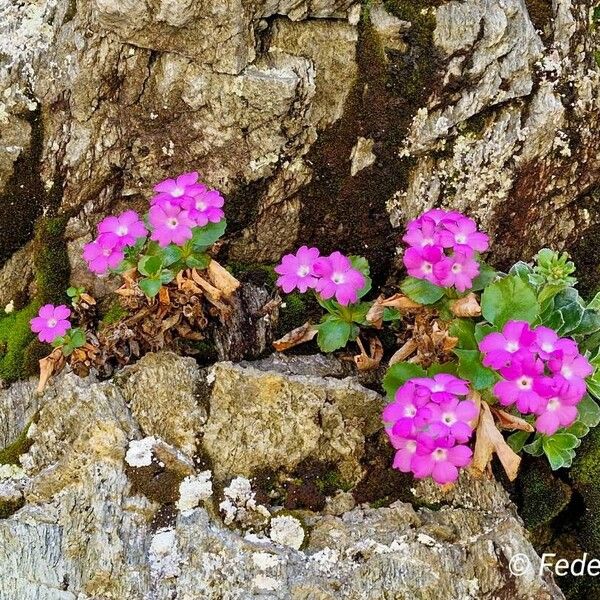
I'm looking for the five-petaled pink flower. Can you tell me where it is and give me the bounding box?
[98,210,147,248]
[30,304,72,343]
[83,234,125,275]
[149,201,195,247]
[411,435,473,485]
[433,251,480,292]
[152,172,206,205]
[479,320,536,369]
[184,189,225,227]
[314,251,366,306]
[274,246,321,293]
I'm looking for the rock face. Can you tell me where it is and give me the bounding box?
[1,0,599,296]
[0,352,564,599]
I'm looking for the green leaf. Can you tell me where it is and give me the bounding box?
[68,328,86,349]
[542,433,581,471]
[139,277,162,298]
[349,255,370,277]
[565,421,590,438]
[587,370,600,400]
[507,430,532,453]
[474,322,495,343]
[588,292,600,311]
[509,261,533,280]
[383,307,401,322]
[161,245,183,267]
[400,276,444,305]
[66,286,79,298]
[191,220,227,249]
[316,296,342,317]
[572,309,600,336]
[160,269,175,285]
[523,436,544,457]
[471,262,498,291]
[481,275,540,327]
[547,288,585,335]
[577,394,600,428]
[316,316,355,353]
[186,253,211,269]
[454,348,497,390]
[449,319,477,350]
[427,362,458,376]
[138,255,163,277]
[383,362,427,398]
[348,302,372,325]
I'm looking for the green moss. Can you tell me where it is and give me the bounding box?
[571,426,600,554]
[0,419,35,465]
[99,301,129,328]
[517,460,572,533]
[0,303,40,382]
[315,470,352,494]
[227,262,277,288]
[0,494,25,519]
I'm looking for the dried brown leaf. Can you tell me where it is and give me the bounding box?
[471,399,521,481]
[389,339,418,365]
[37,347,65,394]
[450,293,482,317]
[273,322,318,351]
[491,407,535,432]
[158,286,170,305]
[354,336,384,371]
[366,294,422,327]
[79,293,97,305]
[207,260,240,297]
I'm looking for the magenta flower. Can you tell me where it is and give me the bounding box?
[479,321,536,369]
[152,172,205,205]
[274,246,321,293]
[314,251,366,306]
[391,437,418,472]
[411,374,470,403]
[494,355,550,414]
[184,189,225,227]
[402,216,440,248]
[98,210,147,248]
[411,436,473,484]
[427,398,478,442]
[149,201,195,247]
[417,209,463,225]
[438,216,489,253]
[83,234,125,275]
[535,390,580,435]
[30,304,72,343]
[433,251,480,292]
[403,245,443,284]
[548,352,593,399]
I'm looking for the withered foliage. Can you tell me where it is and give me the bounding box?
[390,310,458,368]
[41,261,240,385]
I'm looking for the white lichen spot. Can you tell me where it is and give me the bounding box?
[252,574,281,591]
[176,471,213,513]
[219,476,270,527]
[269,515,304,550]
[0,463,26,480]
[4,300,14,314]
[206,367,216,385]
[125,436,157,467]
[416,533,437,547]
[149,528,180,579]
[252,551,281,571]
[309,548,339,575]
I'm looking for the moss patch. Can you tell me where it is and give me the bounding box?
[0,419,35,465]
[99,301,129,328]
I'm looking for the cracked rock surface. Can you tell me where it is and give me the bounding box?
[0,352,564,599]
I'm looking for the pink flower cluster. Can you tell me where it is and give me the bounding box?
[150,172,224,247]
[403,209,489,292]
[30,304,72,343]
[84,210,147,275]
[275,247,366,306]
[480,320,593,435]
[382,374,478,484]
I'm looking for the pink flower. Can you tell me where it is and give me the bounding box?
[274,246,321,293]
[402,216,440,248]
[152,172,205,205]
[433,251,480,292]
[494,355,550,414]
[314,251,366,306]
[149,201,195,247]
[427,398,479,442]
[184,189,225,226]
[418,209,463,225]
[403,245,443,284]
[411,436,473,484]
[391,437,419,472]
[83,234,125,275]
[548,352,593,399]
[438,216,489,253]
[411,374,470,403]
[98,210,147,248]
[30,304,72,343]
[535,391,580,435]
[479,321,536,369]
